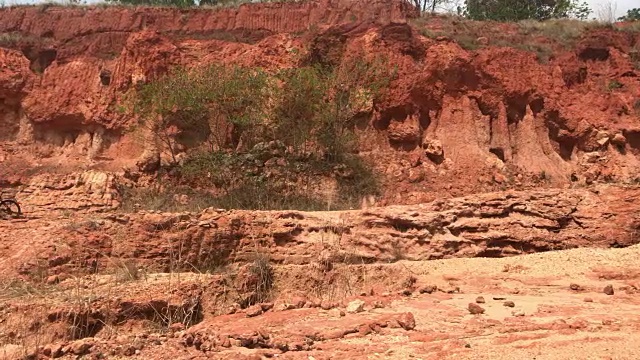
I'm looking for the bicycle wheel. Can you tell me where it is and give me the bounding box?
[1,200,21,216]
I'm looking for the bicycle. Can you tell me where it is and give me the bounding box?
[0,191,22,217]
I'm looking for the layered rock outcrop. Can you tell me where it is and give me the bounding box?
[0,1,639,204]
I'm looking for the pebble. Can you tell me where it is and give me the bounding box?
[468,303,485,315]
[419,285,437,294]
[603,285,614,295]
[503,301,515,308]
[346,300,365,314]
[475,296,485,304]
[397,312,416,330]
[570,283,583,291]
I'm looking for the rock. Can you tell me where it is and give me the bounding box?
[320,301,334,310]
[468,303,485,315]
[592,130,610,146]
[408,168,424,183]
[512,310,525,317]
[400,289,413,296]
[169,323,185,332]
[570,283,583,291]
[603,285,614,295]
[445,286,461,294]
[290,296,307,309]
[346,300,365,314]
[419,285,437,294]
[43,343,64,358]
[320,329,347,340]
[46,275,60,285]
[221,337,231,348]
[493,173,507,184]
[602,319,613,325]
[123,346,136,356]
[358,324,372,335]
[584,297,594,302]
[408,152,422,167]
[386,319,402,328]
[387,120,421,143]
[339,310,346,317]
[69,340,93,355]
[245,305,264,317]
[503,301,515,307]
[197,221,211,228]
[476,36,489,45]
[397,312,416,330]
[475,296,485,304]
[423,139,444,158]
[611,133,626,146]
[259,302,274,311]
[372,300,385,309]
[583,152,601,163]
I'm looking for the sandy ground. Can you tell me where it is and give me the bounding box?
[3,243,640,359]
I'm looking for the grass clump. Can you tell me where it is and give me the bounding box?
[608,79,623,91]
[246,251,274,306]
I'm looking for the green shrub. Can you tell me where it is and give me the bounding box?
[132,64,271,161]
[608,79,623,91]
[125,57,394,212]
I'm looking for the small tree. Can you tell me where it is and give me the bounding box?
[412,0,457,14]
[273,65,327,154]
[108,0,196,6]
[464,0,591,21]
[618,8,640,21]
[132,65,270,164]
[318,58,395,161]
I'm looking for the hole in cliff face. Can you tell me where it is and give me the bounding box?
[0,99,21,141]
[474,240,554,258]
[489,147,505,162]
[530,98,544,116]
[623,130,640,152]
[380,23,425,61]
[442,62,480,93]
[413,95,442,128]
[173,113,213,149]
[378,106,422,151]
[562,65,588,87]
[67,311,105,340]
[375,106,408,130]
[578,47,610,62]
[418,111,431,130]
[474,96,499,118]
[545,110,575,161]
[506,96,527,124]
[22,47,57,73]
[99,69,111,86]
[305,30,347,68]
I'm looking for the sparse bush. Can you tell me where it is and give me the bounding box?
[517,19,604,47]
[464,0,592,22]
[608,79,623,91]
[132,64,271,162]
[114,259,142,282]
[125,56,392,212]
[248,252,274,305]
[272,65,326,154]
